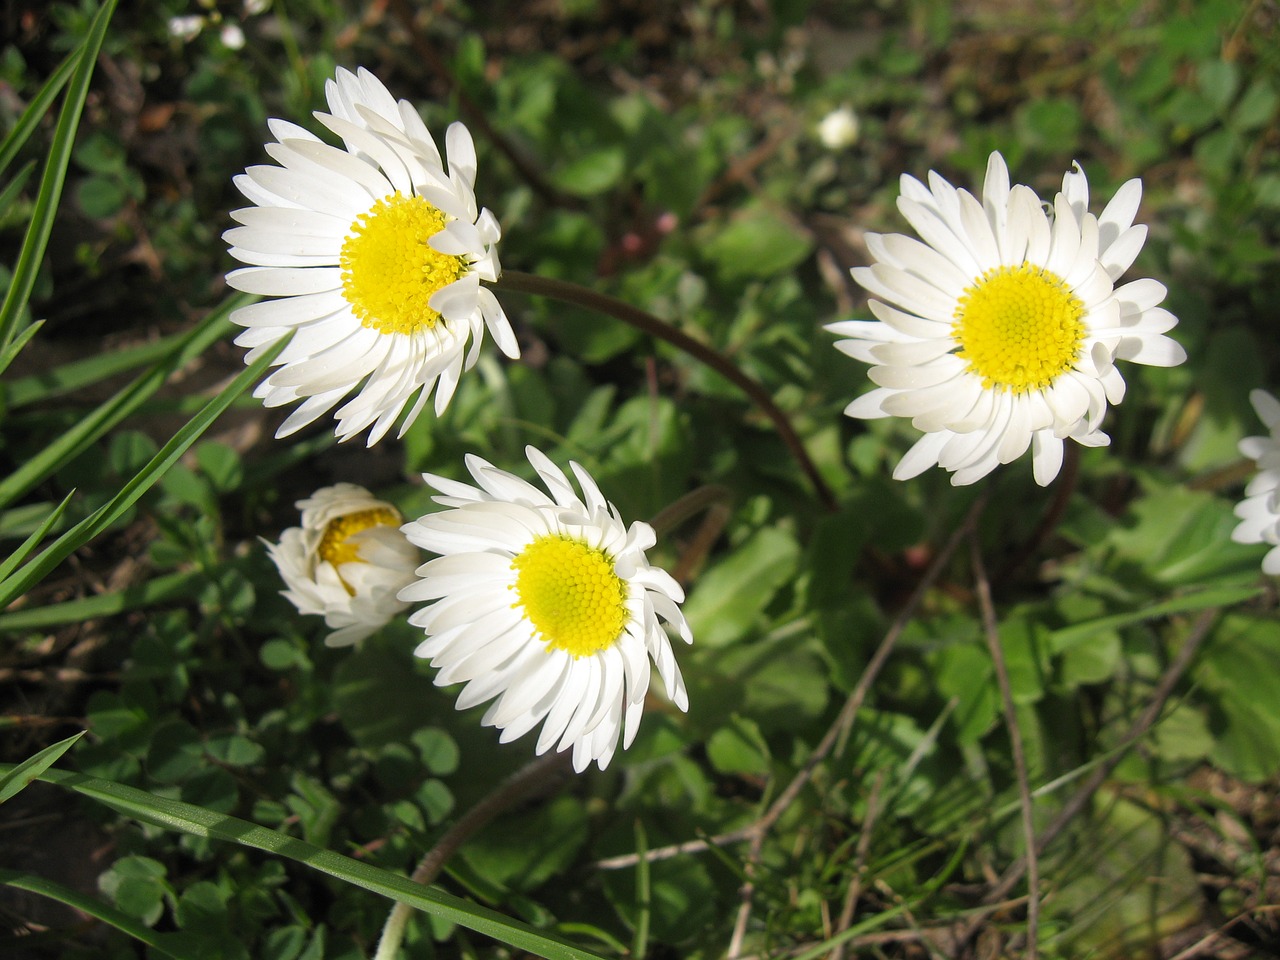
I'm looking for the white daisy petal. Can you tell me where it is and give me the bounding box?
[401,447,692,772]
[836,151,1184,484]
[266,485,419,647]
[225,65,518,445]
[1233,389,1280,575]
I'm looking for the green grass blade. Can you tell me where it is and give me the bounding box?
[0,490,74,582]
[0,54,77,179]
[0,0,120,352]
[0,337,280,610]
[27,766,610,960]
[0,159,36,213]
[0,869,196,959]
[0,567,204,630]
[0,295,242,511]
[0,317,44,380]
[1050,585,1260,651]
[0,731,84,804]
[4,327,198,408]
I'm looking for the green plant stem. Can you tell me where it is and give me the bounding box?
[494,270,839,511]
[372,751,571,960]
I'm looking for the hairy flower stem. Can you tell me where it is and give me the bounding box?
[492,271,839,512]
[372,752,570,960]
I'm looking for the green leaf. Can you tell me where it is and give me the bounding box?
[146,721,205,784]
[0,568,205,631]
[23,766,608,960]
[0,868,199,959]
[0,331,281,610]
[0,0,119,352]
[0,490,74,584]
[412,727,460,776]
[334,644,439,749]
[196,442,243,493]
[1049,586,1259,651]
[706,715,769,775]
[552,146,626,196]
[701,201,814,280]
[0,730,84,804]
[682,525,800,647]
[5,328,191,407]
[1197,59,1239,112]
[99,855,168,925]
[0,316,43,379]
[1195,614,1280,780]
[460,795,588,892]
[1231,78,1278,131]
[0,54,77,179]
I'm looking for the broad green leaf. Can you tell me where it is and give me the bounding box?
[1195,614,1280,780]
[706,715,770,776]
[334,644,439,749]
[702,201,814,281]
[682,525,800,647]
[0,0,119,352]
[25,766,608,960]
[99,855,168,925]
[0,730,84,804]
[552,147,626,196]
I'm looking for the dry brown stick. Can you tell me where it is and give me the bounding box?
[723,496,987,958]
[372,751,571,960]
[830,770,886,960]
[957,606,1218,953]
[970,533,1040,960]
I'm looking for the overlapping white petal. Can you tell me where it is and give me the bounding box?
[225,66,518,446]
[828,151,1186,485]
[399,446,693,772]
[1231,389,1280,575]
[266,484,419,647]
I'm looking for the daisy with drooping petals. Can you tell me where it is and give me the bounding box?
[827,151,1186,486]
[398,446,692,772]
[224,66,518,446]
[1231,389,1280,574]
[267,484,419,647]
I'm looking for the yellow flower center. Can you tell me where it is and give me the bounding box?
[339,192,468,336]
[317,507,402,593]
[952,263,1085,393]
[511,535,628,658]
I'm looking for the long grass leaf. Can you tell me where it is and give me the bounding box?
[4,327,196,408]
[0,159,36,214]
[0,54,76,178]
[0,731,84,804]
[0,317,44,380]
[0,869,197,959]
[0,338,279,610]
[0,0,120,352]
[28,766,609,960]
[0,567,204,630]
[0,490,74,582]
[0,295,242,511]
[1050,585,1260,651]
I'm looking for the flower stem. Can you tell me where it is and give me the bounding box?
[371,751,570,960]
[493,270,839,512]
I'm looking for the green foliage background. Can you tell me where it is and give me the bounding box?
[2,0,1279,957]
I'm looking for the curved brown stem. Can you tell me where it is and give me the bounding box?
[494,270,839,512]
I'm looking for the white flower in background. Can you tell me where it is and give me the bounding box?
[167,15,204,42]
[224,66,518,446]
[827,151,1186,486]
[267,484,419,647]
[1232,389,1280,574]
[817,105,859,150]
[399,446,692,772]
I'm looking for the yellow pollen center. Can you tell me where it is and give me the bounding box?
[317,507,402,593]
[952,263,1085,393]
[339,192,467,336]
[510,535,628,658]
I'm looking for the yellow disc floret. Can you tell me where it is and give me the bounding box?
[511,534,628,658]
[953,263,1086,393]
[339,192,468,336]
[318,507,402,592]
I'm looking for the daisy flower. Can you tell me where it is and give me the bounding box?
[827,151,1186,486]
[399,446,692,772]
[267,483,419,647]
[1231,389,1280,574]
[224,66,518,445]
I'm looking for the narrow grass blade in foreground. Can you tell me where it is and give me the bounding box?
[0,53,77,178]
[23,766,609,960]
[0,731,84,804]
[0,0,119,353]
[0,335,281,609]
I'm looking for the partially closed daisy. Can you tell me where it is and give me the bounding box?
[225,66,518,445]
[1231,389,1280,574]
[267,484,419,647]
[828,152,1186,486]
[399,446,692,772]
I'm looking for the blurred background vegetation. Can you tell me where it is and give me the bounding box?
[2,0,1279,957]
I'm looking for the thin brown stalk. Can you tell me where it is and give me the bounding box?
[830,770,886,960]
[957,607,1218,952]
[494,270,839,512]
[970,534,1040,960]
[372,751,570,960]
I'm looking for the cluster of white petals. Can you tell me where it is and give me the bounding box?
[1232,390,1280,574]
